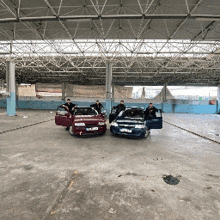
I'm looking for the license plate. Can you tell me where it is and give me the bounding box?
[86,127,98,131]
[120,128,132,133]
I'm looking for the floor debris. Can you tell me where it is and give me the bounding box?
[163,175,180,185]
[109,208,117,214]
[67,180,74,190]
[205,186,212,189]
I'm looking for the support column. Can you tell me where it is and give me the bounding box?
[163,83,167,102]
[0,79,4,89]
[112,83,115,101]
[161,83,167,112]
[62,82,66,101]
[6,61,16,116]
[217,85,220,113]
[105,61,112,116]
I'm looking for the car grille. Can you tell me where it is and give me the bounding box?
[118,124,136,129]
[85,123,98,127]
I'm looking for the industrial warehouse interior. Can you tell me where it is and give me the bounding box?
[0,0,220,219]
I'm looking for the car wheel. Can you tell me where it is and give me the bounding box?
[69,125,74,136]
[65,127,69,131]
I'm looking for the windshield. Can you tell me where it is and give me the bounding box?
[73,108,98,116]
[120,109,144,118]
[56,106,69,115]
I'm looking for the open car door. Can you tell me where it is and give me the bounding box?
[109,108,117,123]
[100,109,107,120]
[55,106,72,127]
[145,109,163,129]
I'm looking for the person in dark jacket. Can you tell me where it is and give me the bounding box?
[144,103,158,119]
[90,100,103,114]
[62,99,76,113]
[115,100,126,116]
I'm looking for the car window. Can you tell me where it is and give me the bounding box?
[56,106,68,115]
[121,109,144,118]
[73,108,98,116]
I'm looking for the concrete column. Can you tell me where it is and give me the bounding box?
[62,82,66,100]
[6,61,16,116]
[0,79,3,89]
[217,85,220,113]
[6,64,9,93]
[112,83,115,101]
[163,83,167,102]
[105,61,112,115]
[16,83,19,98]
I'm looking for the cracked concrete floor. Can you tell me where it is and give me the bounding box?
[0,110,220,220]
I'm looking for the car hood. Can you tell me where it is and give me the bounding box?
[115,117,145,124]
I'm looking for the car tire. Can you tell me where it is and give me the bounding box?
[69,125,74,136]
[65,127,69,131]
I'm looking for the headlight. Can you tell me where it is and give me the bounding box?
[135,124,145,129]
[98,122,105,126]
[111,122,118,127]
[75,123,85,126]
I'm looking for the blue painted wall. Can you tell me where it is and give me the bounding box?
[0,98,218,114]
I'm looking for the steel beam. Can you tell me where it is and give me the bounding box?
[2,14,220,23]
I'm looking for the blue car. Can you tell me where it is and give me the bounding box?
[110,107,150,138]
[110,107,163,138]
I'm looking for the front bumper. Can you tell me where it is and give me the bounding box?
[73,125,106,136]
[110,126,146,137]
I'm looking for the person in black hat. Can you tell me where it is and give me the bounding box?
[90,100,103,114]
[62,99,76,114]
[144,103,158,120]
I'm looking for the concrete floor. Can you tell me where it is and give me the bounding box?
[0,109,220,220]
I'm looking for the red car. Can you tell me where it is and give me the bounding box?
[55,106,107,136]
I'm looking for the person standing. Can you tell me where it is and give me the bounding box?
[62,99,76,113]
[90,100,103,114]
[144,103,158,120]
[115,100,126,116]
